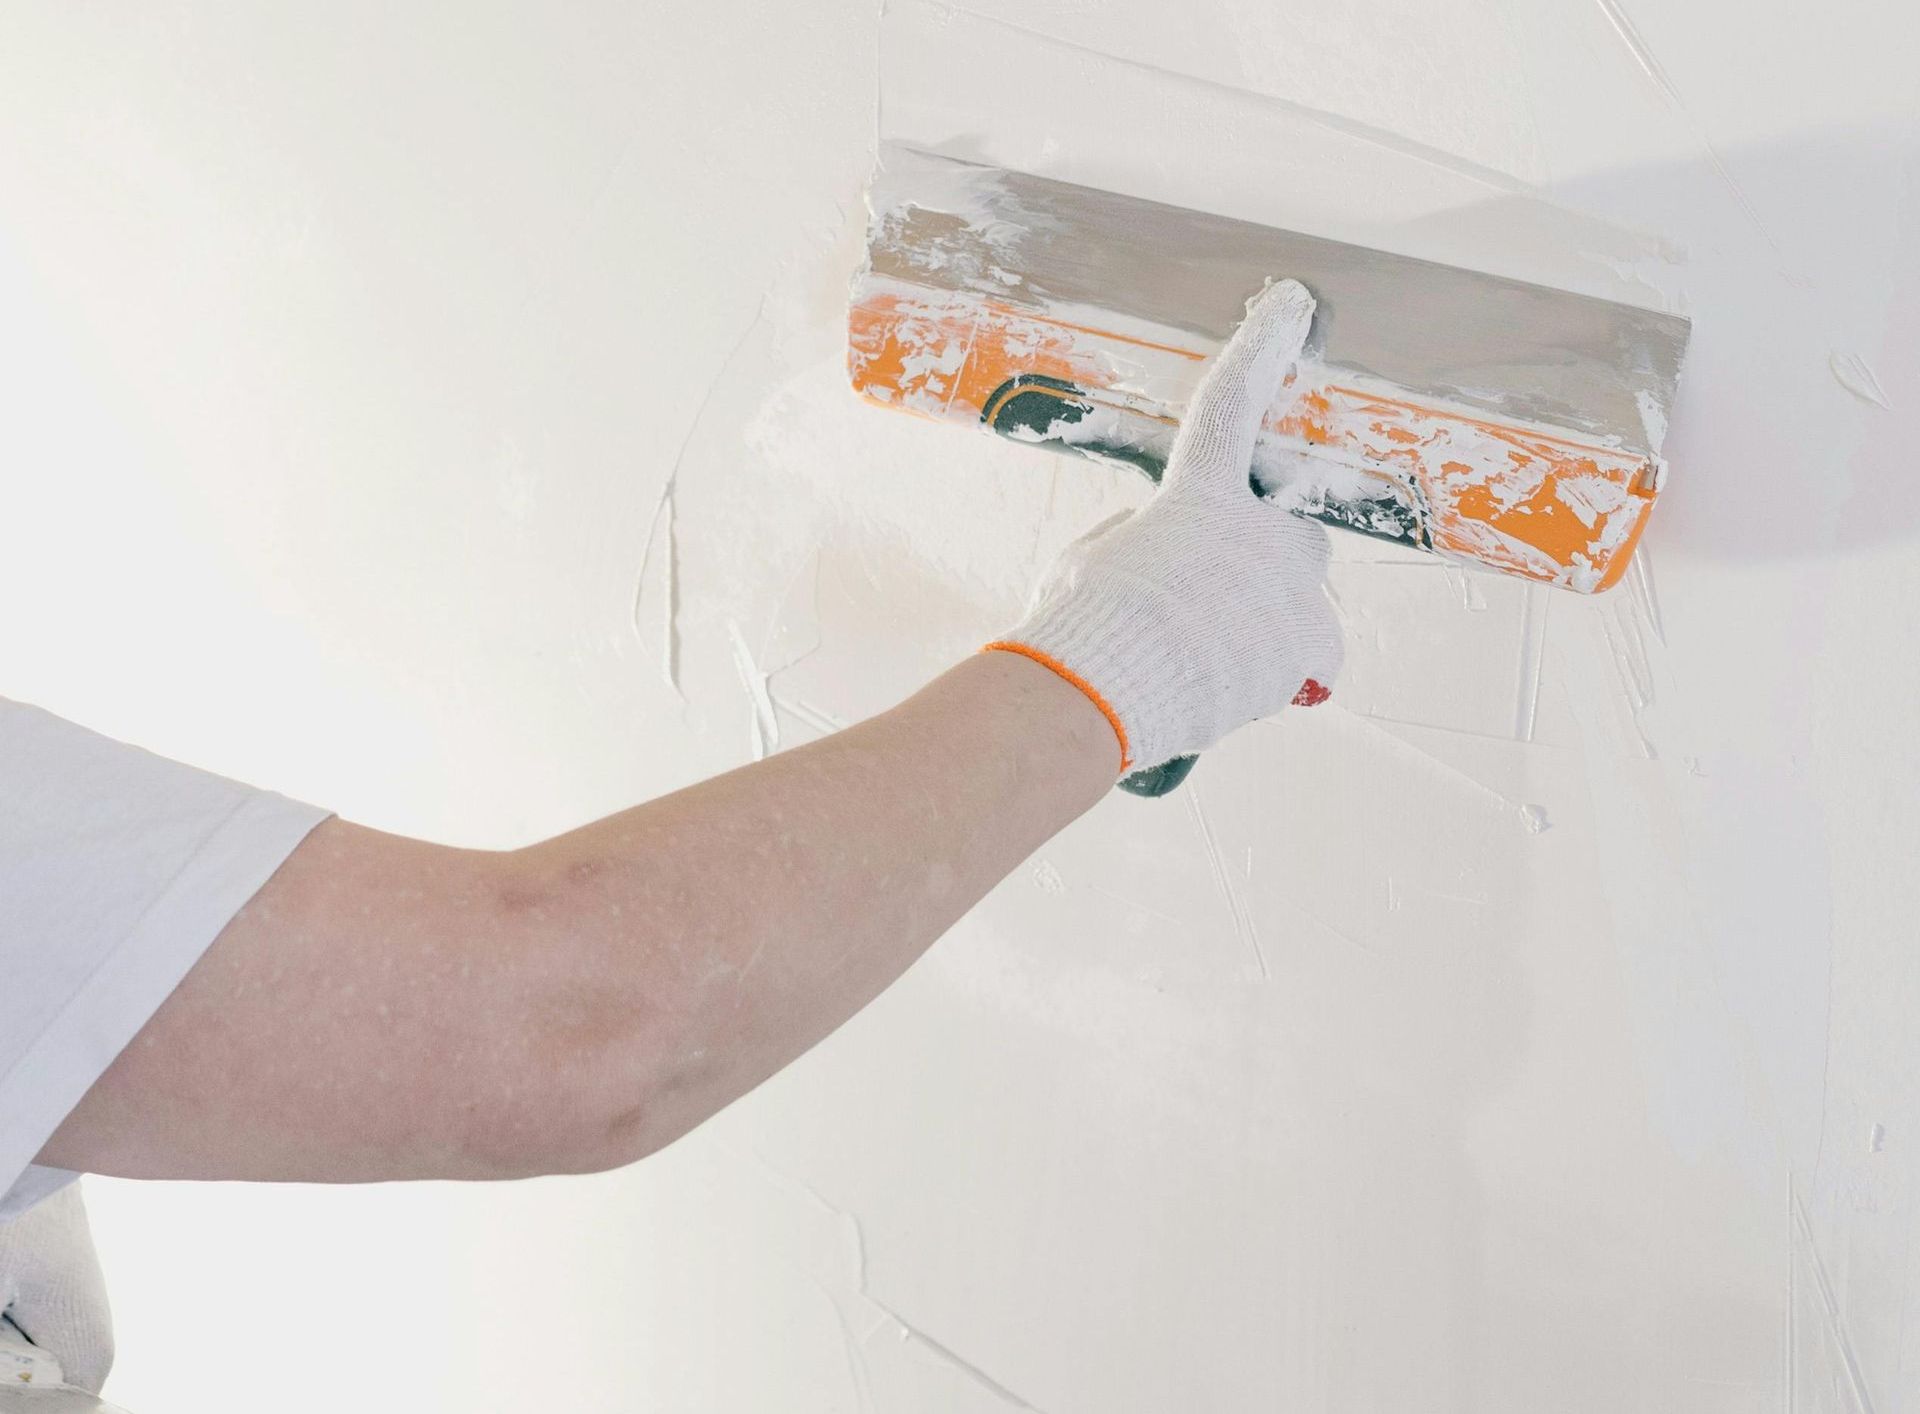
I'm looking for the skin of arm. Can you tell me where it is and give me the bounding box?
[36,651,1116,1184]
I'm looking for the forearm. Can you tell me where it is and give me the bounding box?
[40,277,1330,1191]
[503,649,1114,1165]
[39,652,1112,1186]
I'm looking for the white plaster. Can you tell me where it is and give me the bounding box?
[2,0,1917,1410]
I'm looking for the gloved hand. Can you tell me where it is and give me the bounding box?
[0,1184,115,1395]
[986,277,1343,775]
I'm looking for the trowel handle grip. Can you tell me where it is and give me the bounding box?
[1114,676,1328,796]
[1118,755,1200,797]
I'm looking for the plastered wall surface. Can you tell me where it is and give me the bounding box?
[1,1,1915,1410]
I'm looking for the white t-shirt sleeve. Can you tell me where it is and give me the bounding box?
[1,699,330,1220]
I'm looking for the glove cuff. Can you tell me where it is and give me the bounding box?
[985,572,1194,774]
[981,640,1136,773]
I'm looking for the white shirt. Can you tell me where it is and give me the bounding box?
[0,699,327,1219]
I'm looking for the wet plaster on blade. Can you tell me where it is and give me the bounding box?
[866,142,1688,453]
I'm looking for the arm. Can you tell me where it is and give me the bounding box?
[39,278,1340,1186]
[38,652,1114,1182]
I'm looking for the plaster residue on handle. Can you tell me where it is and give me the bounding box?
[850,272,1665,593]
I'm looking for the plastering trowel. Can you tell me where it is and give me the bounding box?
[847,144,1690,791]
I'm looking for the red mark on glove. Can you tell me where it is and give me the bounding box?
[1292,678,1331,707]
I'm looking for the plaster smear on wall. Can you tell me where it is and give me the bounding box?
[648,6,1909,1410]
[4,0,1916,1410]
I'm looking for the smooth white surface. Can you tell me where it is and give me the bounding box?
[1,1,1915,1410]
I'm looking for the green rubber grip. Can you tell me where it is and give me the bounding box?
[1118,754,1199,797]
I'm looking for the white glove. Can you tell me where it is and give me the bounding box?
[986,278,1343,774]
[0,1185,115,1395]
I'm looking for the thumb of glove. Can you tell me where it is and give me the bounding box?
[1164,278,1316,500]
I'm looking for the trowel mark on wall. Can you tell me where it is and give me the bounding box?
[1025,462,1064,571]
[1829,351,1893,411]
[728,621,780,761]
[630,476,681,696]
[725,1138,1045,1412]
[1081,881,1192,933]
[1588,0,1778,251]
[902,0,1535,198]
[1788,1185,1880,1414]
[1626,549,1666,645]
[1514,584,1548,742]
[658,487,680,693]
[1350,716,1550,840]
[1184,787,1268,981]
[866,1295,1049,1412]
[818,1286,879,1414]
[1337,712,1522,748]
[629,299,769,696]
[1444,564,1489,613]
[1587,0,1683,108]
[721,1141,881,1412]
[1598,596,1659,759]
[1273,889,1384,962]
[772,693,851,740]
[760,551,826,680]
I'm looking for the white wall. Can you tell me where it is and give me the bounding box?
[2,1,1915,1409]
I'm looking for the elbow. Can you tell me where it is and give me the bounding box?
[447,1077,658,1183]
[443,850,705,1180]
[505,1052,726,1180]
[449,993,693,1182]
[457,1095,663,1183]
